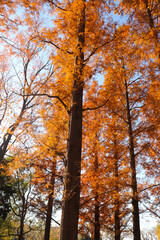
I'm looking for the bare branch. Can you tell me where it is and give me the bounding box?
[30,204,60,226]
[141,202,160,219]
[82,99,109,112]
[27,93,70,114]
[139,183,160,193]
[84,36,116,63]
[0,36,25,54]
[135,143,149,157]
[46,0,67,11]
[41,39,73,55]
[112,110,128,124]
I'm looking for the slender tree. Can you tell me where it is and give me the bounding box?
[60,1,85,239]
[102,31,150,240]
[30,1,116,238]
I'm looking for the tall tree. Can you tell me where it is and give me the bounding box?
[60,1,85,239]
[0,36,54,226]
[0,37,53,163]
[118,0,160,227]
[102,30,150,240]
[81,83,103,240]
[29,101,67,240]
[119,0,160,59]
[80,81,130,240]
[29,1,116,239]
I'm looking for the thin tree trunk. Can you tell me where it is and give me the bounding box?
[44,194,54,240]
[113,137,121,240]
[0,100,26,163]
[115,205,120,240]
[60,1,85,240]
[94,197,100,240]
[0,133,12,162]
[19,194,25,240]
[44,162,56,240]
[125,79,141,240]
[144,0,160,64]
[19,216,24,240]
[94,148,100,240]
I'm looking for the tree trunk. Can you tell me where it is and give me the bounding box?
[0,133,12,162]
[44,162,56,240]
[94,198,100,240]
[125,79,141,240]
[94,148,100,240]
[144,0,160,63]
[19,195,25,240]
[60,1,85,240]
[19,216,24,240]
[115,206,120,240]
[44,193,54,240]
[113,137,121,240]
[0,100,26,163]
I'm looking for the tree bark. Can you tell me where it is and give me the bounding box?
[19,194,25,240]
[60,1,85,240]
[144,0,160,64]
[94,197,100,240]
[94,148,100,240]
[44,162,56,240]
[113,137,121,240]
[0,99,27,163]
[115,205,120,240]
[19,216,24,240]
[125,79,141,240]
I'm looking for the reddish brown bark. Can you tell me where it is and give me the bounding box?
[60,1,85,240]
[125,79,141,240]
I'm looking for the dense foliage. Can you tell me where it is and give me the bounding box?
[0,0,160,240]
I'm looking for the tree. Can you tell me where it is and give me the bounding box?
[79,81,131,240]
[118,0,160,225]
[27,1,116,239]
[0,164,35,240]
[7,168,34,240]
[80,82,104,240]
[29,101,67,240]
[0,33,54,237]
[0,158,15,220]
[59,1,85,238]
[0,215,15,240]
[0,36,53,163]
[102,29,150,240]
[119,0,160,60]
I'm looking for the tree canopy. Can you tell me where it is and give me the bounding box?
[0,1,160,240]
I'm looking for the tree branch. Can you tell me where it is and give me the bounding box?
[46,0,67,11]
[84,36,116,63]
[139,183,160,193]
[82,99,109,112]
[41,39,73,55]
[29,93,70,114]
